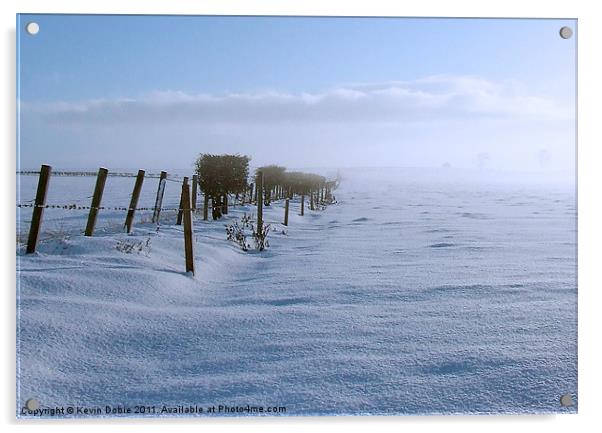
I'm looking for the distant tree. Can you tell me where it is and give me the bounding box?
[283,171,327,198]
[195,153,250,220]
[255,165,286,206]
[304,173,326,209]
[283,171,305,197]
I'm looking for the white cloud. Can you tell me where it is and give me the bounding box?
[18,75,575,173]
[21,75,572,127]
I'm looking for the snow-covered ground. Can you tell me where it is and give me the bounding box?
[16,168,577,417]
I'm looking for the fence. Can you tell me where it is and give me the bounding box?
[19,166,197,273]
[18,165,336,274]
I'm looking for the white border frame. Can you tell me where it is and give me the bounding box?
[3,1,600,432]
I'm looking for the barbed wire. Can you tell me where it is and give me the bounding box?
[17,203,179,211]
[17,170,182,178]
[17,171,189,183]
[16,202,260,212]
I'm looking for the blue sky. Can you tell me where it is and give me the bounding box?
[17,15,576,173]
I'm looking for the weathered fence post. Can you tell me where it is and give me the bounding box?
[301,194,305,216]
[223,194,229,214]
[191,174,198,210]
[181,182,195,275]
[203,194,209,221]
[284,198,289,226]
[85,167,108,236]
[124,170,145,233]
[249,183,254,204]
[256,171,264,236]
[26,164,51,253]
[310,191,315,211]
[177,176,189,225]
[152,171,167,224]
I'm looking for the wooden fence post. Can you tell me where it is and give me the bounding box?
[223,194,229,214]
[26,164,51,253]
[177,176,189,225]
[85,167,108,236]
[249,183,254,204]
[256,171,263,236]
[310,191,315,211]
[191,174,198,210]
[181,182,195,275]
[152,171,167,224]
[124,169,145,233]
[203,194,209,221]
[301,194,305,216]
[284,198,289,226]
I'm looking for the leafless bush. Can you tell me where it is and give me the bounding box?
[226,216,251,251]
[225,214,270,252]
[252,223,271,251]
[116,236,151,255]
